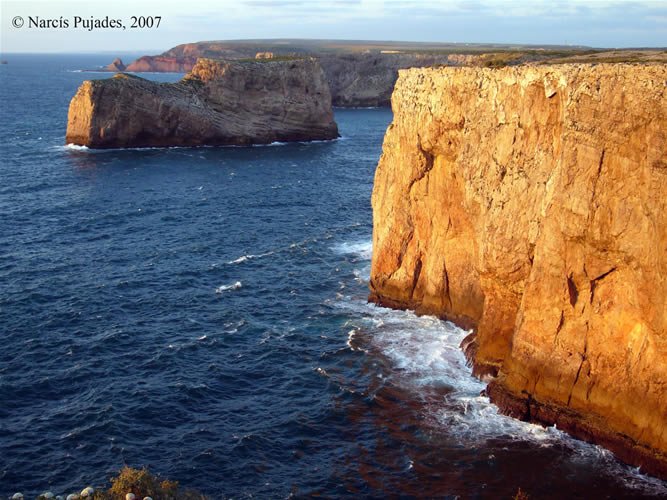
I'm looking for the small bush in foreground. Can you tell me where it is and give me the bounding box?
[94,467,207,500]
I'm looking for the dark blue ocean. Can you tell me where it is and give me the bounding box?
[1,55,666,499]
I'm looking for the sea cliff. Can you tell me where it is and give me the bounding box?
[66,58,338,148]
[105,41,667,108]
[369,64,667,477]
[119,52,482,107]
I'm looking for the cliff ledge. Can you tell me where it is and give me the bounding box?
[369,63,667,477]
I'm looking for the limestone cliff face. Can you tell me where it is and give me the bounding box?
[66,58,338,148]
[369,64,667,477]
[318,53,482,107]
[112,51,489,107]
[125,55,196,73]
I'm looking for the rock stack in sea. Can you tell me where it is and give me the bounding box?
[369,63,667,478]
[65,57,339,149]
[105,58,126,72]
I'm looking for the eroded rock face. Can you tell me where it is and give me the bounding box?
[369,64,667,477]
[112,51,491,107]
[125,55,196,72]
[319,53,484,107]
[66,58,338,148]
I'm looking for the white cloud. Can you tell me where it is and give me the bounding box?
[1,0,665,52]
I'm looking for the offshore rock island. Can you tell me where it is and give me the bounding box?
[369,63,667,477]
[66,57,338,148]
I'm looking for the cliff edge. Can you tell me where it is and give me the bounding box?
[66,58,338,148]
[369,64,667,477]
[110,48,496,107]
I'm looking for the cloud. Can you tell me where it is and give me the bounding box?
[2,0,665,52]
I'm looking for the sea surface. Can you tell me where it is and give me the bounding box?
[1,54,666,499]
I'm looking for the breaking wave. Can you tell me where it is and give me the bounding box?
[331,240,373,260]
[215,281,242,293]
[334,296,667,496]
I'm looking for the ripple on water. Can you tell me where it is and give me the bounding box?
[1,62,665,497]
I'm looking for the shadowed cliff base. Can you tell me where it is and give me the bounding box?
[66,58,338,149]
[369,62,667,478]
[486,382,667,480]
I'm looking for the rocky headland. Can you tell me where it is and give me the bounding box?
[318,52,483,107]
[102,41,667,108]
[117,51,482,107]
[66,57,338,148]
[369,63,667,477]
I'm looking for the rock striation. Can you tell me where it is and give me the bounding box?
[125,55,194,73]
[319,53,494,107]
[66,58,338,148]
[109,49,492,106]
[369,64,667,477]
[106,41,667,107]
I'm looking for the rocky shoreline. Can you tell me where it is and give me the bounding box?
[369,63,667,478]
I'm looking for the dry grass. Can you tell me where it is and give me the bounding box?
[89,467,207,500]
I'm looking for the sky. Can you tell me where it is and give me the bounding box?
[1,0,666,53]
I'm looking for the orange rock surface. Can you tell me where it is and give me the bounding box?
[369,63,667,477]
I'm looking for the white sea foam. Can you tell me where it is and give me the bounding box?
[226,251,274,265]
[335,298,667,494]
[353,265,372,283]
[228,255,251,264]
[346,328,368,352]
[263,137,341,147]
[215,281,242,293]
[346,301,566,445]
[63,143,89,151]
[57,139,334,153]
[57,143,215,153]
[332,240,373,260]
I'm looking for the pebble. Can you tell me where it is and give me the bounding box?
[126,494,136,500]
[143,497,153,500]
[66,495,79,500]
[42,493,55,499]
[80,487,95,498]
[11,494,23,500]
